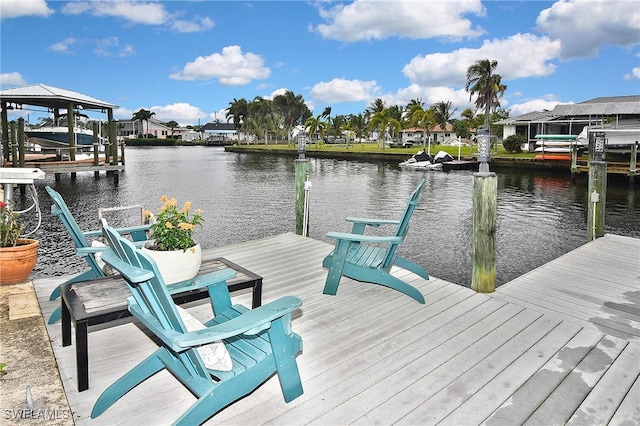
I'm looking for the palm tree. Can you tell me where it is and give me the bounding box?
[347,113,366,144]
[304,114,327,146]
[369,108,401,149]
[409,105,437,152]
[132,109,155,138]
[226,98,249,141]
[248,96,273,144]
[273,91,311,144]
[433,101,457,137]
[465,59,507,131]
[166,120,179,138]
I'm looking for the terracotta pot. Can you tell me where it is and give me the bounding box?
[141,243,202,285]
[0,238,39,285]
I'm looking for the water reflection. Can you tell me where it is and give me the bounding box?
[13,146,640,288]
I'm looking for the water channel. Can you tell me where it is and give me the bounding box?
[17,146,640,288]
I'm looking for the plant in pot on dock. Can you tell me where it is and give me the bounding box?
[0,201,39,285]
[142,195,204,284]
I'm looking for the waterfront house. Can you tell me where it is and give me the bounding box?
[497,95,640,151]
[400,124,457,146]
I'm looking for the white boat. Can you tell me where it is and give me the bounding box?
[399,150,454,170]
[25,126,97,148]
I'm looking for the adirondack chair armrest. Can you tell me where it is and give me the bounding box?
[166,268,237,295]
[346,217,401,227]
[172,296,302,350]
[101,250,155,283]
[345,217,401,234]
[326,231,403,244]
[83,224,150,239]
[75,240,145,256]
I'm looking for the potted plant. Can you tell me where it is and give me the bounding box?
[142,195,204,284]
[0,201,39,285]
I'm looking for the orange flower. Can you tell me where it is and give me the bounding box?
[178,222,194,231]
[165,221,173,229]
[182,201,192,213]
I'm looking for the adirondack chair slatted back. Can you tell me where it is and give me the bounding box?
[323,178,428,303]
[45,186,103,275]
[382,179,425,267]
[101,223,210,377]
[95,223,304,423]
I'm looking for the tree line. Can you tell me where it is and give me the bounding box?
[130,58,508,146]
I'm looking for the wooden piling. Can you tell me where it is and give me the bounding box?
[472,172,497,293]
[17,118,25,167]
[68,102,76,161]
[587,160,607,241]
[295,159,309,236]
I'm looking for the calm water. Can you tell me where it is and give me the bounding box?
[15,146,640,287]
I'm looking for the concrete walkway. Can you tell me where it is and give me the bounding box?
[0,281,72,425]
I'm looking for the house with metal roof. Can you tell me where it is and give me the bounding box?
[497,95,640,151]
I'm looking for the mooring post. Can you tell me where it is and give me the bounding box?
[570,144,578,180]
[295,137,309,236]
[472,127,497,293]
[630,142,637,185]
[17,118,26,196]
[587,131,607,241]
[10,121,17,166]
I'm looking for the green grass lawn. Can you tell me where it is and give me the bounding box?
[226,141,539,160]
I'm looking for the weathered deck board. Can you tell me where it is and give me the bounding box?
[493,233,640,343]
[32,232,640,425]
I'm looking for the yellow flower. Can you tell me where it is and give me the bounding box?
[195,208,203,215]
[178,222,194,231]
[160,195,168,202]
[182,201,192,213]
[165,221,173,229]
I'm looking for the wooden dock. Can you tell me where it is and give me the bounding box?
[32,233,639,425]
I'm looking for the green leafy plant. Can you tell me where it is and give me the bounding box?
[503,134,525,153]
[0,362,7,376]
[144,196,204,251]
[0,201,24,248]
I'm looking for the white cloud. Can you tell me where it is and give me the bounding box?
[169,46,270,86]
[313,0,486,42]
[507,96,568,117]
[48,37,79,53]
[311,78,381,103]
[0,0,52,20]
[150,103,208,127]
[0,72,27,88]
[403,33,561,87]
[537,0,640,59]
[62,1,170,25]
[171,16,214,33]
[624,67,640,80]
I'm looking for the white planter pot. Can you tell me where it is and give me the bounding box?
[142,243,202,285]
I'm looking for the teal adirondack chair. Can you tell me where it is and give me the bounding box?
[92,222,303,425]
[45,186,150,324]
[322,178,429,303]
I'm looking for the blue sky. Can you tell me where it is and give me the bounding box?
[1,0,639,126]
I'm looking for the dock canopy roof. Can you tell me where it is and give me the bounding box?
[0,84,117,112]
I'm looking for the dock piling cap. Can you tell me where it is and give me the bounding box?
[0,168,45,184]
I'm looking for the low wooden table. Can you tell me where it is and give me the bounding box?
[60,257,262,392]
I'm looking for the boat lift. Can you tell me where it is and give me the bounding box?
[0,167,45,203]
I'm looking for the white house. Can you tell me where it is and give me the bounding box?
[496,95,640,151]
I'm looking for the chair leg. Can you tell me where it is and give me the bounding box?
[322,242,350,296]
[48,307,62,324]
[394,255,429,280]
[342,265,425,304]
[91,350,165,418]
[269,318,303,402]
